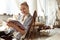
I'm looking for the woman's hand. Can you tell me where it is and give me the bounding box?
[7,21,14,27]
[7,21,25,35]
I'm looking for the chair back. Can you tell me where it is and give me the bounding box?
[25,10,37,38]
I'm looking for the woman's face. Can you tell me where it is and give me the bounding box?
[20,5,29,15]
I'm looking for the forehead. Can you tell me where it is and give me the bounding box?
[20,6,27,10]
[21,5,26,7]
[20,5,28,8]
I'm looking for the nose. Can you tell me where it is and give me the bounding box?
[21,10,25,13]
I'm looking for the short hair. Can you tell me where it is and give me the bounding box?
[21,2,29,7]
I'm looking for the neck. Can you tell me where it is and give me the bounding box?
[24,13,29,16]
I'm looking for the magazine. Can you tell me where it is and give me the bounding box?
[7,20,25,30]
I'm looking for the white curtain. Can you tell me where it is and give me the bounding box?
[6,0,20,15]
[0,0,20,15]
[0,0,7,14]
[37,0,45,16]
[0,0,58,26]
[45,0,58,26]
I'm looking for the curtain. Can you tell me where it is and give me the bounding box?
[0,0,20,15]
[0,0,58,26]
[45,0,58,26]
[0,0,7,14]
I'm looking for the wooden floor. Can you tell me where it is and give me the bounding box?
[24,28,60,40]
[0,28,60,40]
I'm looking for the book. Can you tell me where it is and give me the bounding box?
[7,20,25,30]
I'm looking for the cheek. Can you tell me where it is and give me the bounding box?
[22,10,26,13]
[21,10,25,14]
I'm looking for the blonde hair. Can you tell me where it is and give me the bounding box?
[21,2,29,8]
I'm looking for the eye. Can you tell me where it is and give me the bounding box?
[23,8,26,10]
[20,8,24,11]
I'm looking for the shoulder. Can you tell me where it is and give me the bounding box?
[28,14,32,18]
[26,14,32,20]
